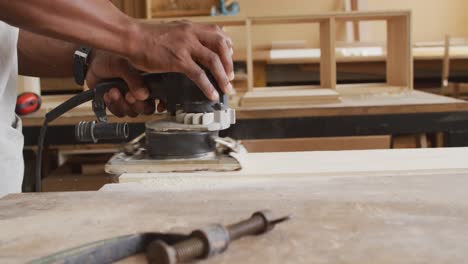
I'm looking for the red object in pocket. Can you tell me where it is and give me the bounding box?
[15,92,42,116]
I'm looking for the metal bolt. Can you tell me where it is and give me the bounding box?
[146,210,290,264]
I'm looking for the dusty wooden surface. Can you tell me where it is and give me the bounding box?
[118,148,468,185]
[2,170,468,263]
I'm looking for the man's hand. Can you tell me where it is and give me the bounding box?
[128,20,235,101]
[86,50,158,117]
[87,21,235,117]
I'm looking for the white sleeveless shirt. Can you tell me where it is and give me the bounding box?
[0,22,24,197]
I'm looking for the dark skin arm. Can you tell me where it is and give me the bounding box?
[1,0,234,114]
[1,0,135,63]
[17,30,76,78]
[17,30,155,116]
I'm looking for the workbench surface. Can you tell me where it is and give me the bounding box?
[2,148,468,263]
[234,46,468,63]
[22,90,468,126]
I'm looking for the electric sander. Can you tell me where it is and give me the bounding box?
[36,70,243,190]
[75,72,236,159]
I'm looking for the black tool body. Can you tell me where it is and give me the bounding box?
[93,72,226,119]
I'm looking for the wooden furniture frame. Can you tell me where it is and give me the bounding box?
[242,11,413,107]
[441,35,468,99]
[149,10,412,107]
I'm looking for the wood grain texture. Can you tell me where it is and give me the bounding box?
[242,135,391,152]
[145,0,152,18]
[386,14,413,89]
[442,35,451,89]
[235,90,468,118]
[118,148,468,184]
[246,19,254,91]
[149,0,215,18]
[2,159,468,263]
[350,0,360,41]
[320,18,337,89]
[240,87,340,107]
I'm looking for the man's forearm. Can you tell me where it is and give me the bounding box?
[1,0,234,101]
[0,0,139,59]
[18,30,77,77]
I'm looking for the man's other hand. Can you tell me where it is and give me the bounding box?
[86,50,160,117]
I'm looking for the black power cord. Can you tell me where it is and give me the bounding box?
[35,78,132,192]
[35,90,95,192]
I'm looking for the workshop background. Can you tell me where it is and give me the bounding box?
[19,0,468,192]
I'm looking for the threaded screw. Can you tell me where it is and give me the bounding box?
[146,210,289,264]
[173,237,205,262]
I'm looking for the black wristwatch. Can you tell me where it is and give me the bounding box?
[73,46,93,86]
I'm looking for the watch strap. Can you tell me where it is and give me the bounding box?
[73,46,92,86]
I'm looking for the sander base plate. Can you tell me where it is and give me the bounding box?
[105,151,241,175]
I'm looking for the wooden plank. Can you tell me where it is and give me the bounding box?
[148,15,246,26]
[240,87,340,107]
[392,135,420,149]
[3,148,468,262]
[250,10,411,25]
[320,18,337,89]
[233,46,468,63]
[271,40,307,50]
[118,148,468,183]
[386,14,413,88]
[152,9,211,18]
[253,61,267,87]
[237,88,466,111]
[336,83,407,95]
[145,0,152,19]
[250,85,321,92]
[350,0,360,41]
[246,19,254,91]
[149,0,216,18]
[3,167,468,264]
[242,136,391,152]
[148,11,410,26]
[241,88,339,101]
